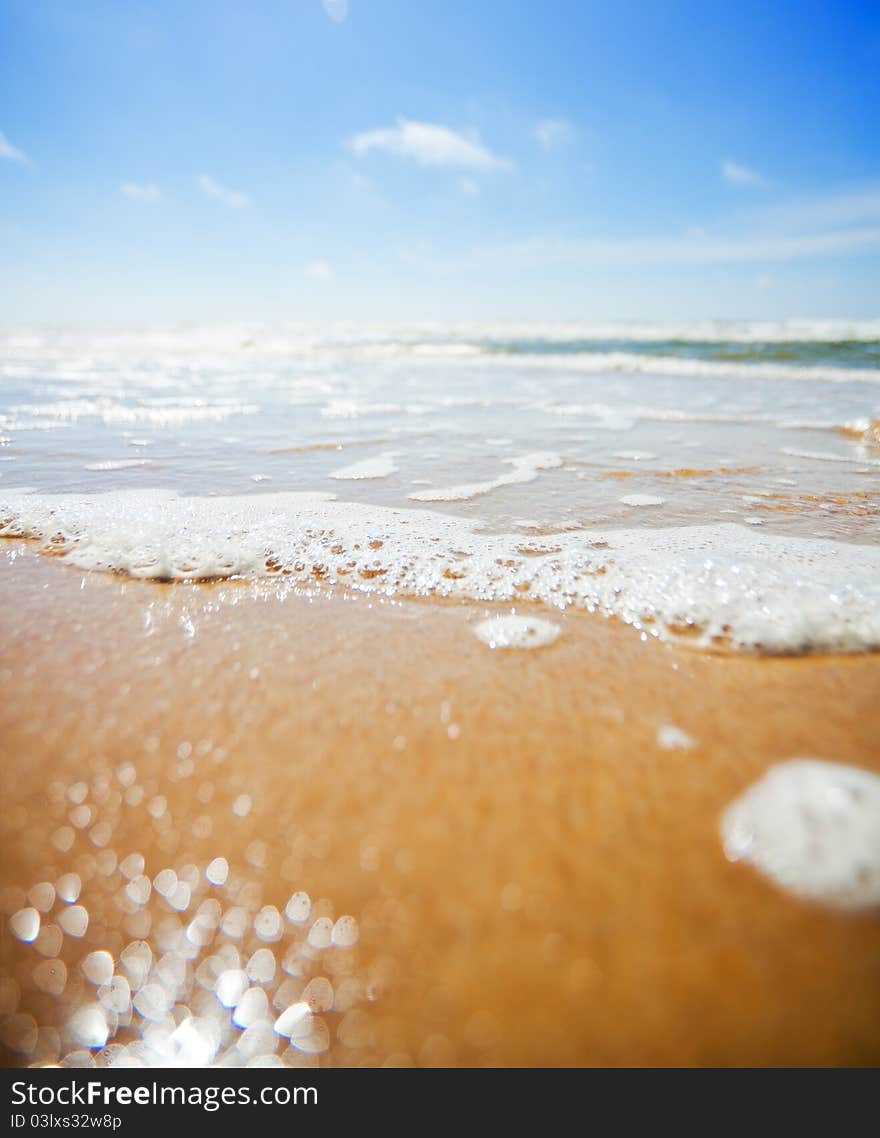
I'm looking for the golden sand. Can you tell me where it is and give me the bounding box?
[2,541,880,1066]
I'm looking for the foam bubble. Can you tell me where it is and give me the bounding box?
[620,494,666,507]
[657,725,697,751]
[721,759,880,909]
[473,614,561,650]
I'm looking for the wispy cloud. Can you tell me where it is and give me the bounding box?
[534,118,577,150]
[322,0,347,22]
[722,159,766,187]
[753,187,880,232]
[121,181,161,203]
[0,130,30,165]
[507,227,880,266]
[347,118,510,171]
[304,259,333,280]
[404,184,880,273]
[458,177,480,196]
[199,174,250,208]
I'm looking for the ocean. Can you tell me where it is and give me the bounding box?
[2,320,879,652]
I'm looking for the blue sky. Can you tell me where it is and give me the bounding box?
[1,0,879,322]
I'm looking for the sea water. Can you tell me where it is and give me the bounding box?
[2,320,878,653]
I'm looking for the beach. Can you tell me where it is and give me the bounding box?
[1,322,879,1068]
[2,538,879,1067]
[3,0,880,1081]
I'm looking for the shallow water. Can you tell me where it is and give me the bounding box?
[2,321,878,653]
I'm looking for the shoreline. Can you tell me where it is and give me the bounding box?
[2,542,880,1066]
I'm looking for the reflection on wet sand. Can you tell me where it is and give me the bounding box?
[2,543,880,1067]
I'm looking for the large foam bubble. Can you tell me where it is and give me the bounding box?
[3,487,880,655]
[721,760,880,909]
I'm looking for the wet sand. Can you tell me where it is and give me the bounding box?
[2,540,880,1067]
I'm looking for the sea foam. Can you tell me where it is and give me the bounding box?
[3,487,880,655]
[721,760,880,909]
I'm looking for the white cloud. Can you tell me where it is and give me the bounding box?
[122,181,161,203]
[535,118,577,150]
[501,226,880,266]
[754,187,880,232]
[322,0,347,22]
[404,181,880,275]
[722,159,766,187]
[347,118,510,171]
[304,259,333,280]
[199,175,250,208]
[0,130,30,165]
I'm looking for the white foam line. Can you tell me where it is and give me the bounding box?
[408,452,562,502]
[84,460,149,472]
[2,487,880,655]
[781,446,880,467]
[329,453,398,480]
